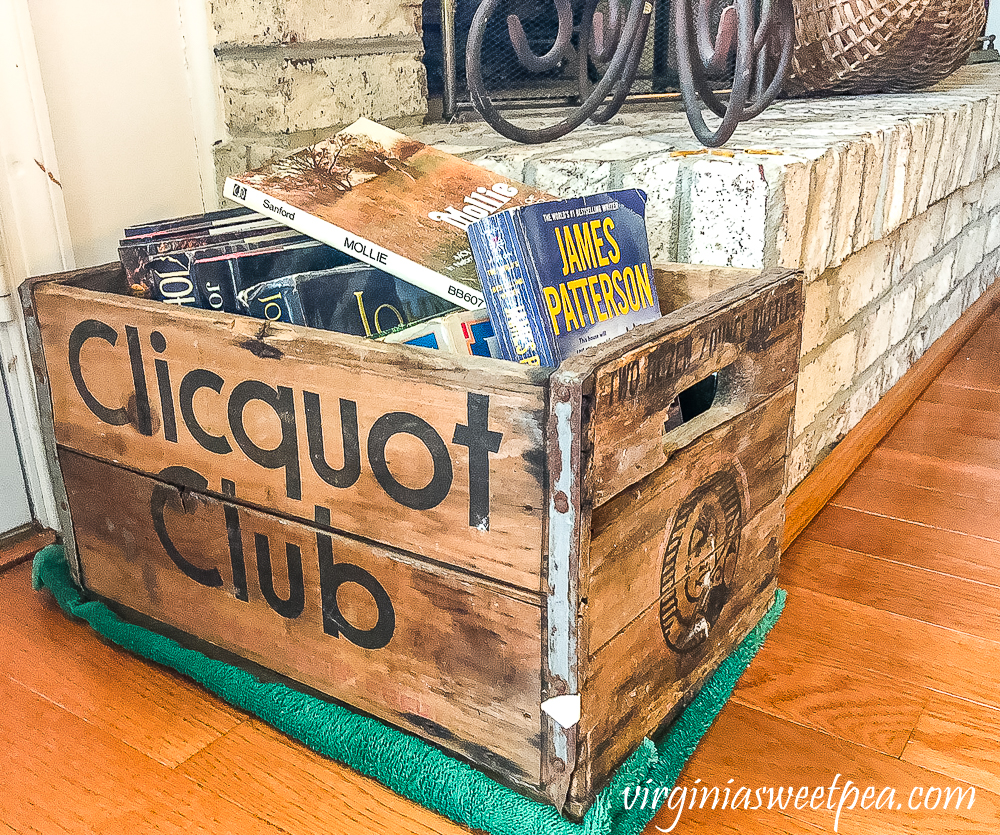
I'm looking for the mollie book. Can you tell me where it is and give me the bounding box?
[223,118,551,311]
[466,189,661,366]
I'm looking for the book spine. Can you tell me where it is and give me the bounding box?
[224,177,484,312]
[466,212,558,367]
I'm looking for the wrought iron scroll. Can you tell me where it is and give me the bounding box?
[465,0,795,148]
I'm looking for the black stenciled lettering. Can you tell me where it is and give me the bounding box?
[221,478,248,601]
[68,319,129,426]
[228,380,301,502]
[124,325,153,436]
[452,393,502,530]
[253,533,305,619]
[303,391,361,488]
[150,465,222,587]
[179,369,233,455]
[151,331,177,443]
[315,506,395,649]
[367,412,452,510]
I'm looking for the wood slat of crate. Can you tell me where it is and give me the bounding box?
[23,262,803,818]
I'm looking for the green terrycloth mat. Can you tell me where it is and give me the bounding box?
[32,543,784,835]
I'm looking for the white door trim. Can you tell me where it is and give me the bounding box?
[0,0,77,531]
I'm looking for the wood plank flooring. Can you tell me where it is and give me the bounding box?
[3,305,1000,834]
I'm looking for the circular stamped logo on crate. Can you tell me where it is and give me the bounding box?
[659,466,745,655]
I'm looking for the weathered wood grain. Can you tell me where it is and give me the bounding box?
[61,450,544,786]
[33,273,548,591]
[585,387,793,656]
[582,272,801,504]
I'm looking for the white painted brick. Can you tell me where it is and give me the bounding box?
[835,237,896,324]
[532,160,612,197]
[987,212,1000,253]
[793,331,858,435]
[978,97,995,179]
[895,200,946,274]
[883,123,912,235]
[622,156,681,262]
[954,221,990,281]
[854,135,885,252]
[831,140,867,267]
[678,158,768,269]
[990,95,1000,171]
[901,118,929,225]
[915,111,946,215]
[911,252,955,320]
[801,148,842,276]
[773,160,811,270]
[932,109,960,205]
[219,53,427,134]
[889,283,916,346]
[982,166,1000,212]
[948,105,973,195]
[871,127,898,241]
[961,99,988,188]
[801,277,833,355]
[856,301,893,372]
[472,148,546,186]
[212,0,422,44]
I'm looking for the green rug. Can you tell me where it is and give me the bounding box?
[32,543,784,835]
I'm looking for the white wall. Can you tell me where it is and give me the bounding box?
[26,0,216,267]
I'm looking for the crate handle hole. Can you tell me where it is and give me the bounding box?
[662,361,750,457]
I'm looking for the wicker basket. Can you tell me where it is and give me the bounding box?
[786,0,987,95]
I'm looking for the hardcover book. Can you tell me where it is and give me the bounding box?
[238,264,459,338]
[120,216,290,298]
[188,240,356,313]
[143,230,318,308]
[466,189,662,366]
[223,118,552,311]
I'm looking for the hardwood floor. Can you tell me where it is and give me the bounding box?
[3,306,1000,834]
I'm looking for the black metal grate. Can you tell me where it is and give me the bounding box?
[422,0,703,111]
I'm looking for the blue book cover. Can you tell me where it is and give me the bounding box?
[466,189,661,366]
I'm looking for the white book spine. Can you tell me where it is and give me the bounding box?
[223,177,483,311]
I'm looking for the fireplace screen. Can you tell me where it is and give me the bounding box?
[422,0,734,117]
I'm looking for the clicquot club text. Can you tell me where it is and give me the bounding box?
[68,319,503,530]
[152,465,396,650]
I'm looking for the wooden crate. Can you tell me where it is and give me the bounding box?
[22,261,802,817]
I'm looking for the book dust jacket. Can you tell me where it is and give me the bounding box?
[224,119,552,310]
[467,189,661,366]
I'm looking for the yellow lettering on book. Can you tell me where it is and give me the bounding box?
[636,262,654,309]
[555,227,570,276]
[569,278,595,326]
[572,223,596,272]
[599,273,619,318]
[559,283,580,331]
[588,274,608,322]
[562,226,584,274]
[543,287,562,336]
[603,217,621,264]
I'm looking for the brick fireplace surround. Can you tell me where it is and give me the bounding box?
[206,0,1000,494]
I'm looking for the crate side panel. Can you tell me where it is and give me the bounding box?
[62,450,544,785]
[588,274,802,503]
[35,284,547,591]
[585,386,794,656]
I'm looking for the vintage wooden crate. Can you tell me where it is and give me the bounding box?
[22,261,802,817]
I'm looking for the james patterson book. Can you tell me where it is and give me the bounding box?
[466,189,661,366]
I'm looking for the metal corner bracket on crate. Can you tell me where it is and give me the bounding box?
[463,0,794,147]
